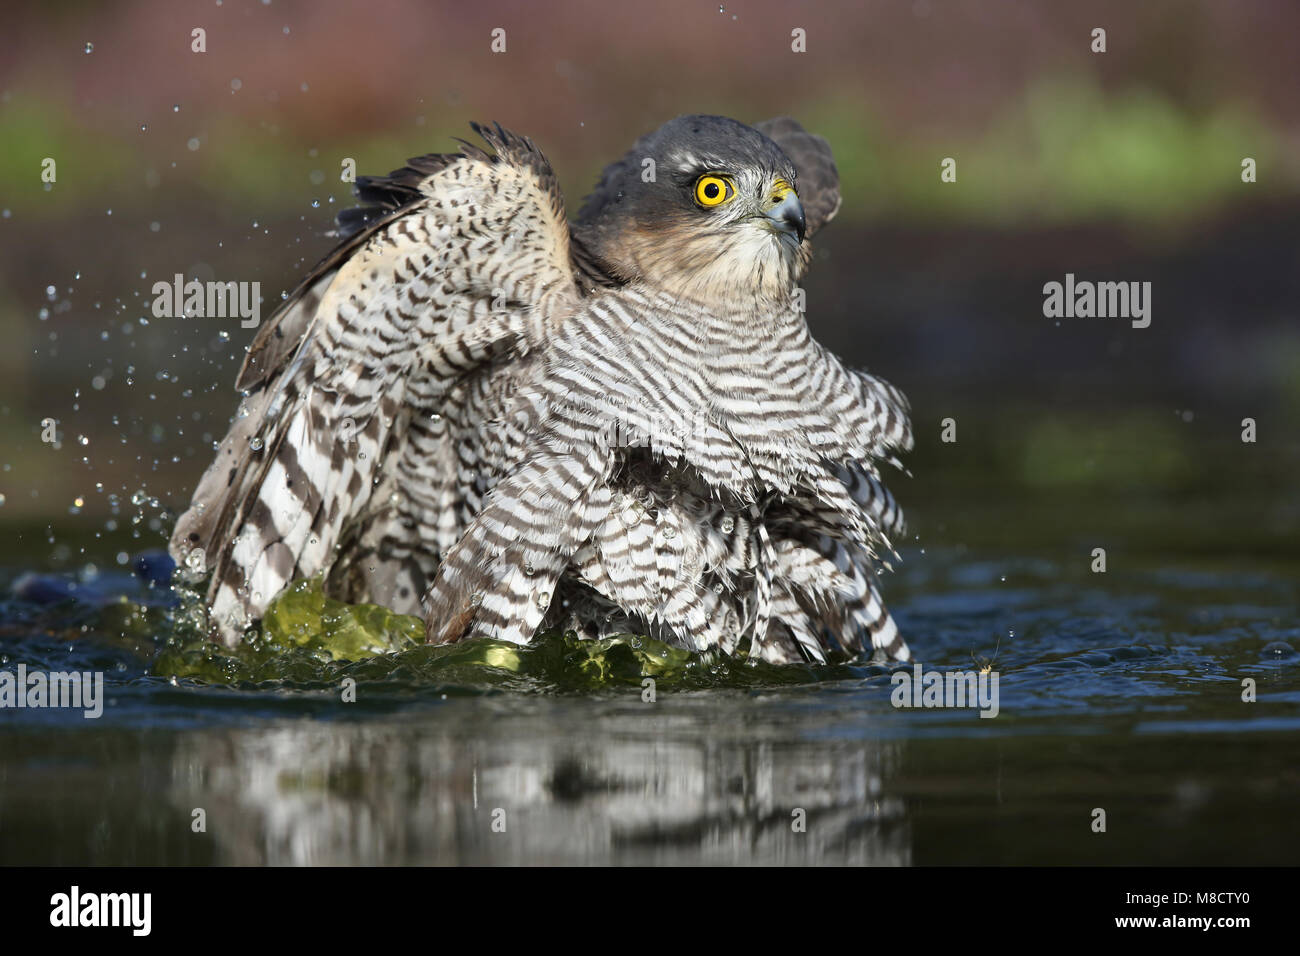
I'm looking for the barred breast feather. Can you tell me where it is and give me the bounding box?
[422,284,914,662]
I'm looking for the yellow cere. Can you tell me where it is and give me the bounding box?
[771,178,794,200]
[694,174,733,207]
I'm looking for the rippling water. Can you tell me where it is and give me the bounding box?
[1,537,1295,865]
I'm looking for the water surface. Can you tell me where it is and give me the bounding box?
[2,527,1294,865]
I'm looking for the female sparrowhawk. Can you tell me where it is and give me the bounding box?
[170,115,914,664]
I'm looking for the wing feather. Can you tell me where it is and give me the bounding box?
[171,123,582,645]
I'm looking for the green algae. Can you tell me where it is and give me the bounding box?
[147,577,871,691]
[262,577,425,659]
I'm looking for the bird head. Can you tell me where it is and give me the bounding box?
[576,115,815,307]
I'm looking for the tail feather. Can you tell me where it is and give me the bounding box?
[771,533,910,662]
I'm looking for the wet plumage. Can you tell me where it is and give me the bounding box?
[170,115,913,664]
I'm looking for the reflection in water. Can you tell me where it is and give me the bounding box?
[169,702,910,865]
[7,548,1295,865]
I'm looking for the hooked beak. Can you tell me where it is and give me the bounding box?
[763,189,806,244]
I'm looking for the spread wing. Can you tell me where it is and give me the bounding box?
[169,123,582,645]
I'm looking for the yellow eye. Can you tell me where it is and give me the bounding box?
[694,175,733,207]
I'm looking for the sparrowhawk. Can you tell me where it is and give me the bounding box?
[170,115,914,664]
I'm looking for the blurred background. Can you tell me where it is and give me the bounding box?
[1,0,1297,570]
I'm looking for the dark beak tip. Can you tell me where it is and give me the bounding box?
[764,194,807,243]
[786,208,807,243]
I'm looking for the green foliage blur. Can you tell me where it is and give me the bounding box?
[0,0,1296,563]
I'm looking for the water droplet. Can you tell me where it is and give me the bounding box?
[84,42,94,53]
[535,591,550,609]
[470,591,483,607]
[662,525,676,539]
[523,561,535,576]
[1261,641,1296,660]
[249,436,264,451]
[719,515,735,533]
